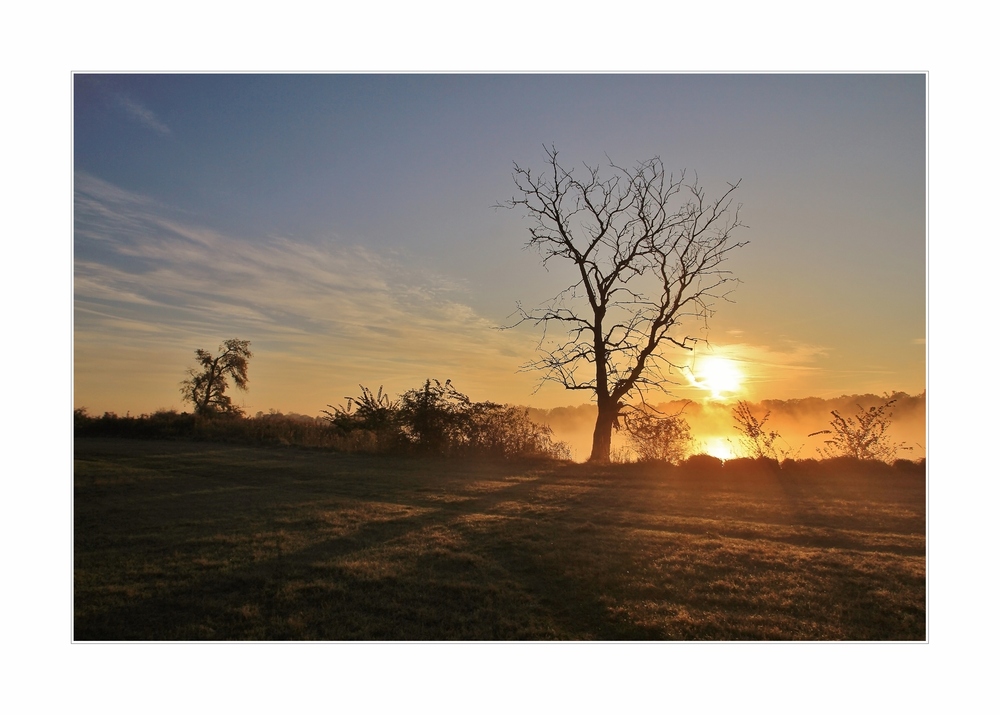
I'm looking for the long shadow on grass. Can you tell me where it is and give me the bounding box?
[76,470,665,640]
[819,556,926,640]
[75,443,925,640]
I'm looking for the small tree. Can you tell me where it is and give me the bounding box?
[810,395,900,462]
[623,409,692,464]
[180,339,252,416]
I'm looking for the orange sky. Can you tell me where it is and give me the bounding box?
[73,75,925,419]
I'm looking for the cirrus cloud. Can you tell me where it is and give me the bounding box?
[74,172,538,415]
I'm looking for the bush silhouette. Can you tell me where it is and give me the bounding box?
[322,379,569,459]
[810,395,902,462]
[682,453,725,475]
[623,409,693,464]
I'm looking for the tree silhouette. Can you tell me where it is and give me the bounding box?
[731,400,796,461]
[623,409,693,464]
[180,339,252,416]
[810,395,901,462]
[501,146,746,462]
[399,379,471,454]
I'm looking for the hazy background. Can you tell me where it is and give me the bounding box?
[74,74,925,420]
[529,392,926,462]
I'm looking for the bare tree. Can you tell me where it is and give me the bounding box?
[180,338,252,416]
[501,146,746,462]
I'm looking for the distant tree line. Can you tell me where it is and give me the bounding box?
[73,407,343,448]
[75,337,923,472]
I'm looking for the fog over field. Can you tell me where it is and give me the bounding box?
[529,392,925,462]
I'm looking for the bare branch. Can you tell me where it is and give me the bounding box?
[499,146,746,461]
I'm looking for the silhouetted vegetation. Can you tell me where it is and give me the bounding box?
[524,392,926,463]
[77,379,570,461]
[323,380,571,460]
[321,385,401,452]
[622,408,693,464]
[399,379,473,453]
[810,394,905,462]
[180,338,253,416]
[732,400,799,462]
[73,407,344,448]
[681,453,726,476]
[501,146,746,462]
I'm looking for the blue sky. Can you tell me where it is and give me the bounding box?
[74,74,925,415]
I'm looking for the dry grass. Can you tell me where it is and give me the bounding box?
[74,439,925,640]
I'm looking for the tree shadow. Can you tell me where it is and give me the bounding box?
[76,470,664,640]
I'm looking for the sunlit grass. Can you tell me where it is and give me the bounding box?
[75,438,925,640]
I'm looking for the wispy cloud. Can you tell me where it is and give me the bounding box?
[679,340,830,400]
[74,173,533,413]
[116,94,171,135]
[675,339,918,401]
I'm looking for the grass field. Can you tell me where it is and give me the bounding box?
[74,438,925,640]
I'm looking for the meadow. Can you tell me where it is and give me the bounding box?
[74,438,925,640]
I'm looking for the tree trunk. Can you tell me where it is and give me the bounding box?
[588,401,617,463]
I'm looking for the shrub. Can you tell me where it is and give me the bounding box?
[723,456,780,476]
[463,402,570,460]
[893,457,926,475]
[398,379,471,454]
[810,395,902,462]
[682,453,725,475]
[732,401,798,462]
[322,386,401,453]
[321,379,570,460]
[623,409,693,464]
[323,386,398,431]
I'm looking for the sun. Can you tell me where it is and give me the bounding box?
[703,437,736,461]
[691,355,745,399]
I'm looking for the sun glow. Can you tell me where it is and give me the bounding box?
[702,437,736,462]
[690,355,745,399]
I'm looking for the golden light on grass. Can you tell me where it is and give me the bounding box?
[74,439,926,640]
[691,356,746,400]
